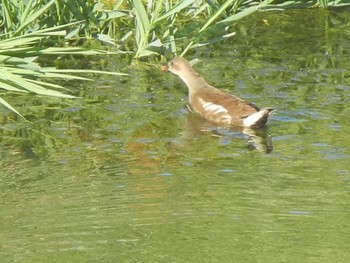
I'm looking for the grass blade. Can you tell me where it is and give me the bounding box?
[199,0,235,32]
[0,97,26,119]
[190,32,236,48]
[41,69,129,76]
[154,0,196,23]
[218,0,271,24]
[15,0,57,35]
[132,0,150,57]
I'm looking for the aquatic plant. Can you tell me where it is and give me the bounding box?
[0,24,126,117]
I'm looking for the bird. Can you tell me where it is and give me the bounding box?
[161,57,273,129]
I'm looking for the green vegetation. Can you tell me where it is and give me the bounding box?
[0,0,349,116]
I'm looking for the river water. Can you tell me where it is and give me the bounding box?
[1,9,350,263]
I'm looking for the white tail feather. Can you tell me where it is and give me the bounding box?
[243,109,272,128]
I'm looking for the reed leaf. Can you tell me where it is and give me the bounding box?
[40,69,128,76]
[0,24,128,118]
[132,0,151,57]
[15,0,56,35]
[0,36,43,50]
[2,1,13,34]
[0,97,26,119]
[218,0,271,24]
[132,0,150,35]
[0,81,28,93]
[0,69,75,98]
[153,0,196,23]
[199,0,235,32]
[36,47,113,55]
[190,32,236,48]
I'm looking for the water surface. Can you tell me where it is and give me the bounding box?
[1,9,350,263]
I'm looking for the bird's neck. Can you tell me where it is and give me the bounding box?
[177,70,211,96]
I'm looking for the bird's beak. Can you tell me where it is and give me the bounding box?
[160,65,169,72]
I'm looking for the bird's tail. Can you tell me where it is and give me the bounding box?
[243,108,274,128]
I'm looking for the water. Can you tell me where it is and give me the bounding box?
[1,9,350,262]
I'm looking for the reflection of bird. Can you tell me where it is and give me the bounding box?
[244,127,273,154]
[182,113,273,154]
[162,57,273,129]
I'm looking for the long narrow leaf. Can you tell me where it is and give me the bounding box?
[218,0,271,24]
[0,72,75,98]
[0,81,29,93]
[0,36,43,49]
[132,0,150,35]
[154,0,196,23]
[34,72,91,81]
[0,97,26,119]
[41,69,129,76]
[20,0,35,25]
[15,0,57,35]
[2,0,14,34]
[132,0,151,56]
[199,0,235,32]
[190,32,236,48]
[150,0,164,23]
[37,47,112,55]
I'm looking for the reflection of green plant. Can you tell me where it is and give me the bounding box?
[1,0,350,117]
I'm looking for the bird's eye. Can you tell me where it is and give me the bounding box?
[168,61,174,67]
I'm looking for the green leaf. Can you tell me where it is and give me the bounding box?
[132,0,150,56]
[0,97,26,119]
[0,36,43,50]
[218,0,271,24]
[190,32,236,48]
[15,0,57,35]
[41,69,129,76]
[132,0,150,36]
[154,0,196,23]
[0,81,29,93]
[199,0,235,32]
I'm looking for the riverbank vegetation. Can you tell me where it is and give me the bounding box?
[0,0,349,115]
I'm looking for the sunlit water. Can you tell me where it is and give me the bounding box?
[1,9,350,262]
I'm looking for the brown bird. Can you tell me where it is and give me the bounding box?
[162,57,273,129]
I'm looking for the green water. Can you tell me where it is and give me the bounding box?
[1,9,350,263]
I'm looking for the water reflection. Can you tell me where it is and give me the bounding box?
[1,9,350,263]
[182,112,273,154]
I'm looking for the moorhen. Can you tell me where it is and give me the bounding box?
[162,57,273,129]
